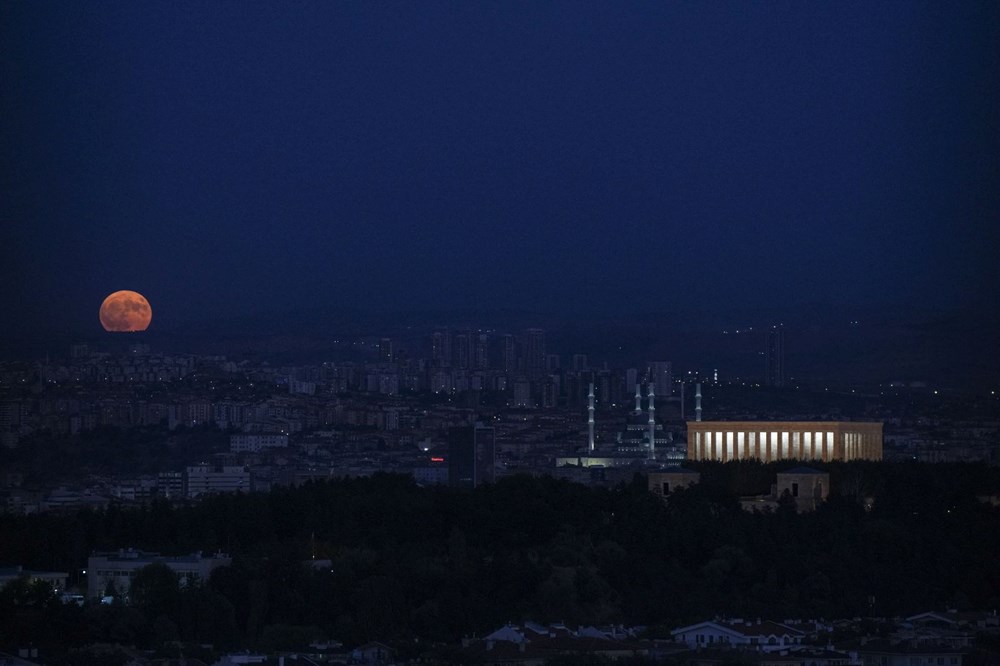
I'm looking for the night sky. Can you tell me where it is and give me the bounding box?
[2,2,998,339]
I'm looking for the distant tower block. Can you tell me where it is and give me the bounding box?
[765,327,785,387]
[695,383,702,422]
[378,337,393,362]
[649,361,673,396]
[647,383,656,459]
[587,382,596,452]
[524,328,546,377]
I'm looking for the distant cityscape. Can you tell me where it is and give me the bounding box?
[2,324,999,665]
[1,325,996,512]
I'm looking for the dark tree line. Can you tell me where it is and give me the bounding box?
[2,461,1000,662]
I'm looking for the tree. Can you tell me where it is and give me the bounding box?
[129,563,180,620]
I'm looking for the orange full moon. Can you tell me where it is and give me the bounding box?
[99,290,152,332]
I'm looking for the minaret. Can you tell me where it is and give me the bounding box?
[634,384,642,413]
[680,381,686,420]
[647,383,656,459]
[587,382,595,453]
[695,382,702,422]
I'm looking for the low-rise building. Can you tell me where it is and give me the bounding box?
[86,549,231,599]
[0,566,69,594]
[741,467,830,513]
[671,619,806,652]
[648,466,701,496]
[230,433,289,453]
[185,464,251,498]
[856,639,964,666]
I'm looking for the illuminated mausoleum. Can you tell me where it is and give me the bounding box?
[686,421,883,462]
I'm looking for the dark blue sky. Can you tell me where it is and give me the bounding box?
[2,2,998,336]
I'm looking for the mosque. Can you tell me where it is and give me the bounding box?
[556,381,883,468]
[555,383,686,468]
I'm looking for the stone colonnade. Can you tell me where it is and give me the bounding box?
[686,422,883,462]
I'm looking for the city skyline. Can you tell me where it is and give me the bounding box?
[2,3,1000,663]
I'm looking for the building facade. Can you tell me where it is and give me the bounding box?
[185,464,251,498]
[740,466,831,512]
[671,619,805,652]
[448,425,496,489]
[765,327,785,387]
[0,566,68,594]
[230,433,289,453]
[648,467,701,496]
[687,421,883,462]
[87,549,231,599]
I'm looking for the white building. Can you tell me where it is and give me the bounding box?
[0,566,68,594]
[185,464,251,498]
[87,549,231,599]
[671,619,805,652]
[230,433,289,453]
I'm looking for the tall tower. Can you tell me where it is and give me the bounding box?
[695,383,702,422]
[431,330,451,368]
[648,361,672,396]
[454,331,471,370]
[524,328,546,378]
[765,327,785,387]
[647,383,656,459]
[474,333,489,370]
[448,425,496,489]
[501,334,517,373]
[587,382,595,452]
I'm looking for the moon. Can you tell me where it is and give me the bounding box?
[99,290,152,332]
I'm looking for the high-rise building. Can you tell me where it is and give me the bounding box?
[378,338,394,362]
[454,332,471,370]
[431,330,451,368]
[648,361,673,396]
[501,334,518,373]
[524,328,546,377]
[626,368,639,393]
[765,327,785,387]
[474,333,489,370]
[447,425,496,489]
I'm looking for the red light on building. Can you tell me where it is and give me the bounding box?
[430,457,445,463]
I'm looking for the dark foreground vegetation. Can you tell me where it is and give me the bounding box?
[2,461,1000,662]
